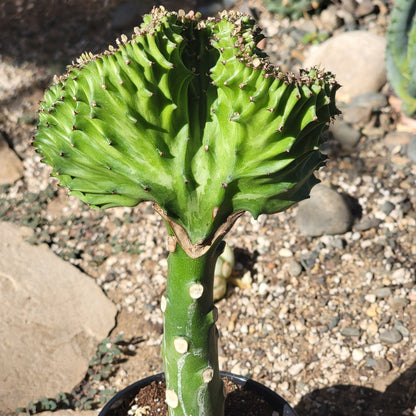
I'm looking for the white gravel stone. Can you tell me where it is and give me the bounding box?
[288,362,305,376]
[352,349,365,362]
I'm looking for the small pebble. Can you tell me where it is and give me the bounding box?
[374,287,392,298]
[353,215,382,232]
[394,321,410,337]
[366,304,378,318]
[328,315,340,330]
[380,201,395,216]
[279,248,293,258]
[288,363,305,376]
[352,349,365,362]
[369,343,383,353]
[341,327,360,337]
[379,328,402,344]
[375,358,392,372]
[299,251,318,270]
[364,294,376,303]
[286,260,303,277]
[366,321,378,337]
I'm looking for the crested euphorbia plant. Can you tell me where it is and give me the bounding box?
[34,7,338,416]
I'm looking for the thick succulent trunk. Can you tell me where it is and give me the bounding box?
[162,240,225,416]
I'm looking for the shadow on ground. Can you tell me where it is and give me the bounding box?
[295,361,416,416]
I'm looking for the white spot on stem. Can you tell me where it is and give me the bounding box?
[161,295,167,312]
[201,367,214,383]
[165,389,179,408]
[189,283,204,299]
[174,337,189,354]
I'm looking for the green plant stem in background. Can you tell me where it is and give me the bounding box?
[386,0,416,116]
[162,240,224,415]
[263,0,330,19]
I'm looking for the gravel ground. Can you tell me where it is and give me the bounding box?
[1,1,415,415]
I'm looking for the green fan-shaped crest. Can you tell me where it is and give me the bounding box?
[34,7,339,245]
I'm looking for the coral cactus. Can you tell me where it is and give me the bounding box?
[34,7,339,416]
[386,0,416,116]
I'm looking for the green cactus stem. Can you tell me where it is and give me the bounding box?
[162,240,224,415]
[34,7,339,416]
[386,0,416,116]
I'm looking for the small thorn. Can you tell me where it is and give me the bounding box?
[101,84,107,90]
[125,60,131,65]
[72,125,76,130]
[204,145,209,151]
[222,183,228,189]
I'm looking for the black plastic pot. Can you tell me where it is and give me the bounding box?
[99,371,298,416]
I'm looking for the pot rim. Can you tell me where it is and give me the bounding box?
[99,371,298,416]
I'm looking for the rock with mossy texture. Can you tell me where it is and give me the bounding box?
[0,222,117,413]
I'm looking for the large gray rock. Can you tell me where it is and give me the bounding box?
[296,184,354,236]
[0,133,23,185]
[304,31,386,103]
[0,222,117,413]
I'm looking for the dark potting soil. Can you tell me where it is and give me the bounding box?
[118,377,275,416]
